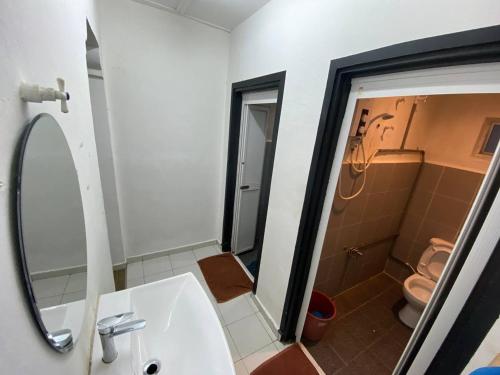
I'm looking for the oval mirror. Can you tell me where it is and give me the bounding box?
[15,114,87,352]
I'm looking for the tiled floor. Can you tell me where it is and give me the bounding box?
[126,245,287,374]
[32,272,87,308]
[303,273,413,375]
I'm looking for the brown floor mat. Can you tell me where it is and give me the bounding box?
[198,253,252,303]
[251,343,321,375]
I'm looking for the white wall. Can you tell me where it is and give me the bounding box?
[0,1,115,373]
[97,0,230,258]
[407,94,500,173]
[345,93,500,170]
[89,76,126,265]
[226,0,500,327]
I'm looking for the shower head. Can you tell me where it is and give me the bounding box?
[369,113,394,125]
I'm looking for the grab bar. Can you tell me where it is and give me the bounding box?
[344,234,398,254]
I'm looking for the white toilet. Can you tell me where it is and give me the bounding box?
[399,237,454,328]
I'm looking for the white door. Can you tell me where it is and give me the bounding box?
[232,105,271,254]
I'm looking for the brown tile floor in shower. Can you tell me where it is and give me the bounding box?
[303,273,412,375]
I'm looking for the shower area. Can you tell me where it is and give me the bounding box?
[315,96,426,296]
[313,94,495,295]
[304,93,497,373]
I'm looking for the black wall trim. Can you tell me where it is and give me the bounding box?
[222,72,286,292]
[279,24,500,365]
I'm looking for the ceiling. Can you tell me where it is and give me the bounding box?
[133,0,271,31]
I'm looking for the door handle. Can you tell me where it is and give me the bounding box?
[240,185,250,190]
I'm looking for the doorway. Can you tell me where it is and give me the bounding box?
[222,72,286,290]
[279,25,500,373]
[301,92,499,374]
[232,96,277,277]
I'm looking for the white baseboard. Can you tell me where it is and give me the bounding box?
[252,293,281,340]
[30,264,87,280]
[127,239,220,263]
[31,240,221,280]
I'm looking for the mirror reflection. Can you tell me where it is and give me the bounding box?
[17,114,87,352]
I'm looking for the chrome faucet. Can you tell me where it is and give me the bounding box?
[97,312,146,363]
[346,246,363,256]
[47,328,73,352]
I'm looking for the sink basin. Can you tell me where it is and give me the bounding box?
[91,273,234,375]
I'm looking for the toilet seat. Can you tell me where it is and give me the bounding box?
[417,243,452,281]
[403,274,436,309]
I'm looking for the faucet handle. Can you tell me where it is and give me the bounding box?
[48,328,73,352]
[97,312,135,334]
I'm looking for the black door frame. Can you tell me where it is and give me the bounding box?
[222,71,286,292]
[279,24,500,370]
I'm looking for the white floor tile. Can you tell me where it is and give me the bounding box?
[170,251,197,268]
[213,303,225,324]
[142,255,172,275]
[242,342,279,373]
[193,245,219,260]
[144,270,173,284]
[234,360,248,375]
[224,327,241,362]
[227,314,273,358]
[61,290,86,304]
[256,312,278,341]
[172,263,205,284]
[219,294,255,325]
[32,275,69,298]
[273,340,290,352]
[64,272,87,293]
[200,281,218,305]
[199,282,225,323]
[127,261,144,280]
[199,280,214,298]
[245,294,259,313]
[127,277,145,288]
[37,295,62,308]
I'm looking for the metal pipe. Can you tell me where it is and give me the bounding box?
[401,103,417,149]
[345,234,399,252]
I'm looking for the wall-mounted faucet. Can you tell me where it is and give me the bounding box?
[97,312,146,363]
[47,328,73,352]
[20,78,70,113]
[346,247,363,256]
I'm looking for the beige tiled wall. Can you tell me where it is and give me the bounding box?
[385,163,484,281]
[314,162,421,296]
[315,160,484,296]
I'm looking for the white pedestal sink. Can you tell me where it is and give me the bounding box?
[91,273,234,375]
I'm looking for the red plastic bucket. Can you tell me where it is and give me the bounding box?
[302,290,336,341]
